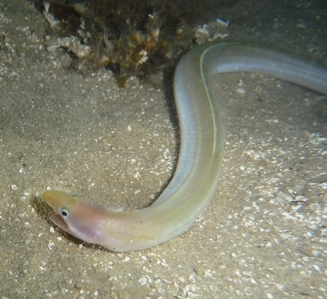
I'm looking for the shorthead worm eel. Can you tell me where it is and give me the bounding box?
[42,42,327,252]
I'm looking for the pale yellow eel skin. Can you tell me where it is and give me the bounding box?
[42,42,327,252]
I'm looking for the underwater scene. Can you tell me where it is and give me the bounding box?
[0,0,326,298]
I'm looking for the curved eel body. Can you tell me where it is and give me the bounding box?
[42,42,327,252]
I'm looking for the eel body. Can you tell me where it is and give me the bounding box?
[42,42,327,252]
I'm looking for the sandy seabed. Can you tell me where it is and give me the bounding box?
[0,0,326,298]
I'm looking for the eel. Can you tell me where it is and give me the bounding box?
[42,42,327,252]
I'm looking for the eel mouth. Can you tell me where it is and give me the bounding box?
[48,211,69,231]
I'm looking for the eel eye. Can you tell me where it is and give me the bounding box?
[59,207,69,218]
